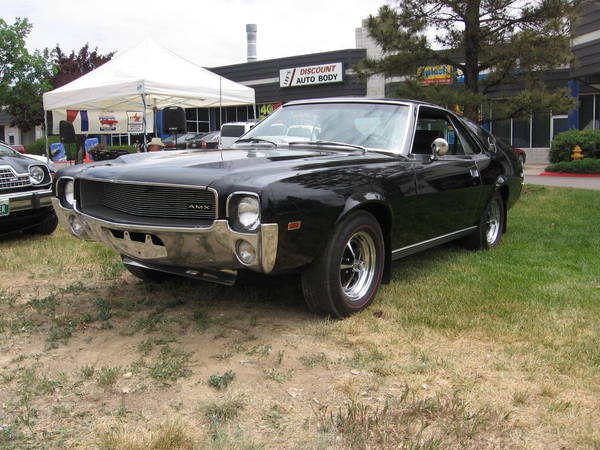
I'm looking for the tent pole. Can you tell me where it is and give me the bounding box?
[219,77,222,131]
[142,94,148,151]
[44,111,50,163]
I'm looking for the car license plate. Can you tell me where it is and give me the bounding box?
[0,199,9,216]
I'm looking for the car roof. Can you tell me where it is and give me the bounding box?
[283,97,441,108]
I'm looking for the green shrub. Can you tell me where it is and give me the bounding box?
[25,136,60,155]
[549,129,600,163]
[545,159,600,174]
[104,145,137,153]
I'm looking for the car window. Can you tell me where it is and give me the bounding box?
[411,109,476,156]
[221,125,246,137]
[242,102,410,152]
[0,142,19,157]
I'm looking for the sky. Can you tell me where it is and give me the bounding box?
[2,0,387,67]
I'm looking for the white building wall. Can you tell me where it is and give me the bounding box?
[355,20,386,98]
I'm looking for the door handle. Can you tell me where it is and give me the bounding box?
[470,167,480,178]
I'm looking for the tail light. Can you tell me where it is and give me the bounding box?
[201,142,207,149]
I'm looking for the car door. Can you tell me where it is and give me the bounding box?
[408,106,483,242]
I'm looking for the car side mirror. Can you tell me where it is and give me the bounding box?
[430,138,449,160]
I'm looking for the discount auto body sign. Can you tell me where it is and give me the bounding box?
[279,62,343,87]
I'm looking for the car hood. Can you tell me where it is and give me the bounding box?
[60,148,391,191]
[0,152,46,173]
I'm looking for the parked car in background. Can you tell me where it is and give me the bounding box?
[162,133,196,150]
[219,122,255,148]
[52,98,522,317]
[188,131,220,149]
[0,141,57,235]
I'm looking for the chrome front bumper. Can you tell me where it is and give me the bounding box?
[52,198,278,274]
[0,188,53,213]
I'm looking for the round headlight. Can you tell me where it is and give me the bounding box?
[237,196,260,231]
[64,180,75,207]
[29,166,45,185]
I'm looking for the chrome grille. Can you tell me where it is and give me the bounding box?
[0,167,31,190]
[80,180,217,221]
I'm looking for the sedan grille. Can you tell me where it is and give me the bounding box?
[79,180,217,221]
[0,167,31,190]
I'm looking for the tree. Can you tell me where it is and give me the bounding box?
[357,0,588,121]
[0,17,55,131]
[50,43,114,89]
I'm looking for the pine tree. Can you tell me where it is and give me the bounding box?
[358,0,588,121]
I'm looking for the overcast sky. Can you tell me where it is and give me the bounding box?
[3,0,387,67]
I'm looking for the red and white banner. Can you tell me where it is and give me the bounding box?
[52,110,154,134]
[280,62,343,88]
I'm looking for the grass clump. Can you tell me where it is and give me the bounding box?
[97,367,122,387]
[80,364,95,379]
[299,352,329,368]
[147,346,192,383]
[97,421,197,450]
[314,389,513,449]
[202,396,245,427]
[207,370,235,390]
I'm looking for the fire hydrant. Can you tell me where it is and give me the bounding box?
[571,145,584,160]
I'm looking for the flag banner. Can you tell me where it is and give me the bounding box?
[52,110,154,134]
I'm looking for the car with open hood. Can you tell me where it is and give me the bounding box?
[52,98,523,317]
[0,141,57,236]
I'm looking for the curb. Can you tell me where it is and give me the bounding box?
[540,172,600,178]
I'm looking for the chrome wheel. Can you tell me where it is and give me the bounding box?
[485,199,501,245]
[339,231,377,302]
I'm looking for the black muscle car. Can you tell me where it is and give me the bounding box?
[52,98,522,317]
[0,141,57,236]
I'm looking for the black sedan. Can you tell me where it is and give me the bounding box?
[52,98,522,317]
[1,141,57,235]
[187,131,220,149]
[162,133,197,150]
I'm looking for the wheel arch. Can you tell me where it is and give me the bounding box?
[336,197,393,284]
[497,184,509,233]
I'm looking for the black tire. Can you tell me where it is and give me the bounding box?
[23,210,58,235]
[462,192,505,250]
[123,261,175,283]
[301,210,384,318]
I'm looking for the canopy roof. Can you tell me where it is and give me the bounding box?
[42,39,255,111]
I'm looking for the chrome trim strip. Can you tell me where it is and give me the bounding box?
[72,203,216,233]
[391,226,477,260]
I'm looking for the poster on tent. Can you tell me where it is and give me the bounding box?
[52,110,154,134]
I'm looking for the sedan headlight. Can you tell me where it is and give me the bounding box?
[229,194,260,232]
[29,166,45,185]
[63,180,75,208]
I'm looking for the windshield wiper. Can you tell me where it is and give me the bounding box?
[288,141,366,153]
[235,137,277,146]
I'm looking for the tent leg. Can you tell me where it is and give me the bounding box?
[142,94,148,151]
[44,111,50,163]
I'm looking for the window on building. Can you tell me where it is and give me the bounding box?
[491,119,511,144]
[8,134,15,145]
[579,95,594,129]
[512,118,530,148]
[111,134,129,146]
[185,108,210,134]
[532,113,550,148]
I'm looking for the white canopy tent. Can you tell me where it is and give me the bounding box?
[42,39,255,154]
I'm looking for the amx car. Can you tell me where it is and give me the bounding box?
[52,98,522,317]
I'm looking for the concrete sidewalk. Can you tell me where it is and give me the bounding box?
[523,164,600,190]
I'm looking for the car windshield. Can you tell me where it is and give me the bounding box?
[0,142,19,157]
[241,102,410,152]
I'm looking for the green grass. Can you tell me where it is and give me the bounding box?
[374,185,600,374]
[207,370,235,390]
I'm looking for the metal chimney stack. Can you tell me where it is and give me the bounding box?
[246,24,257,62]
